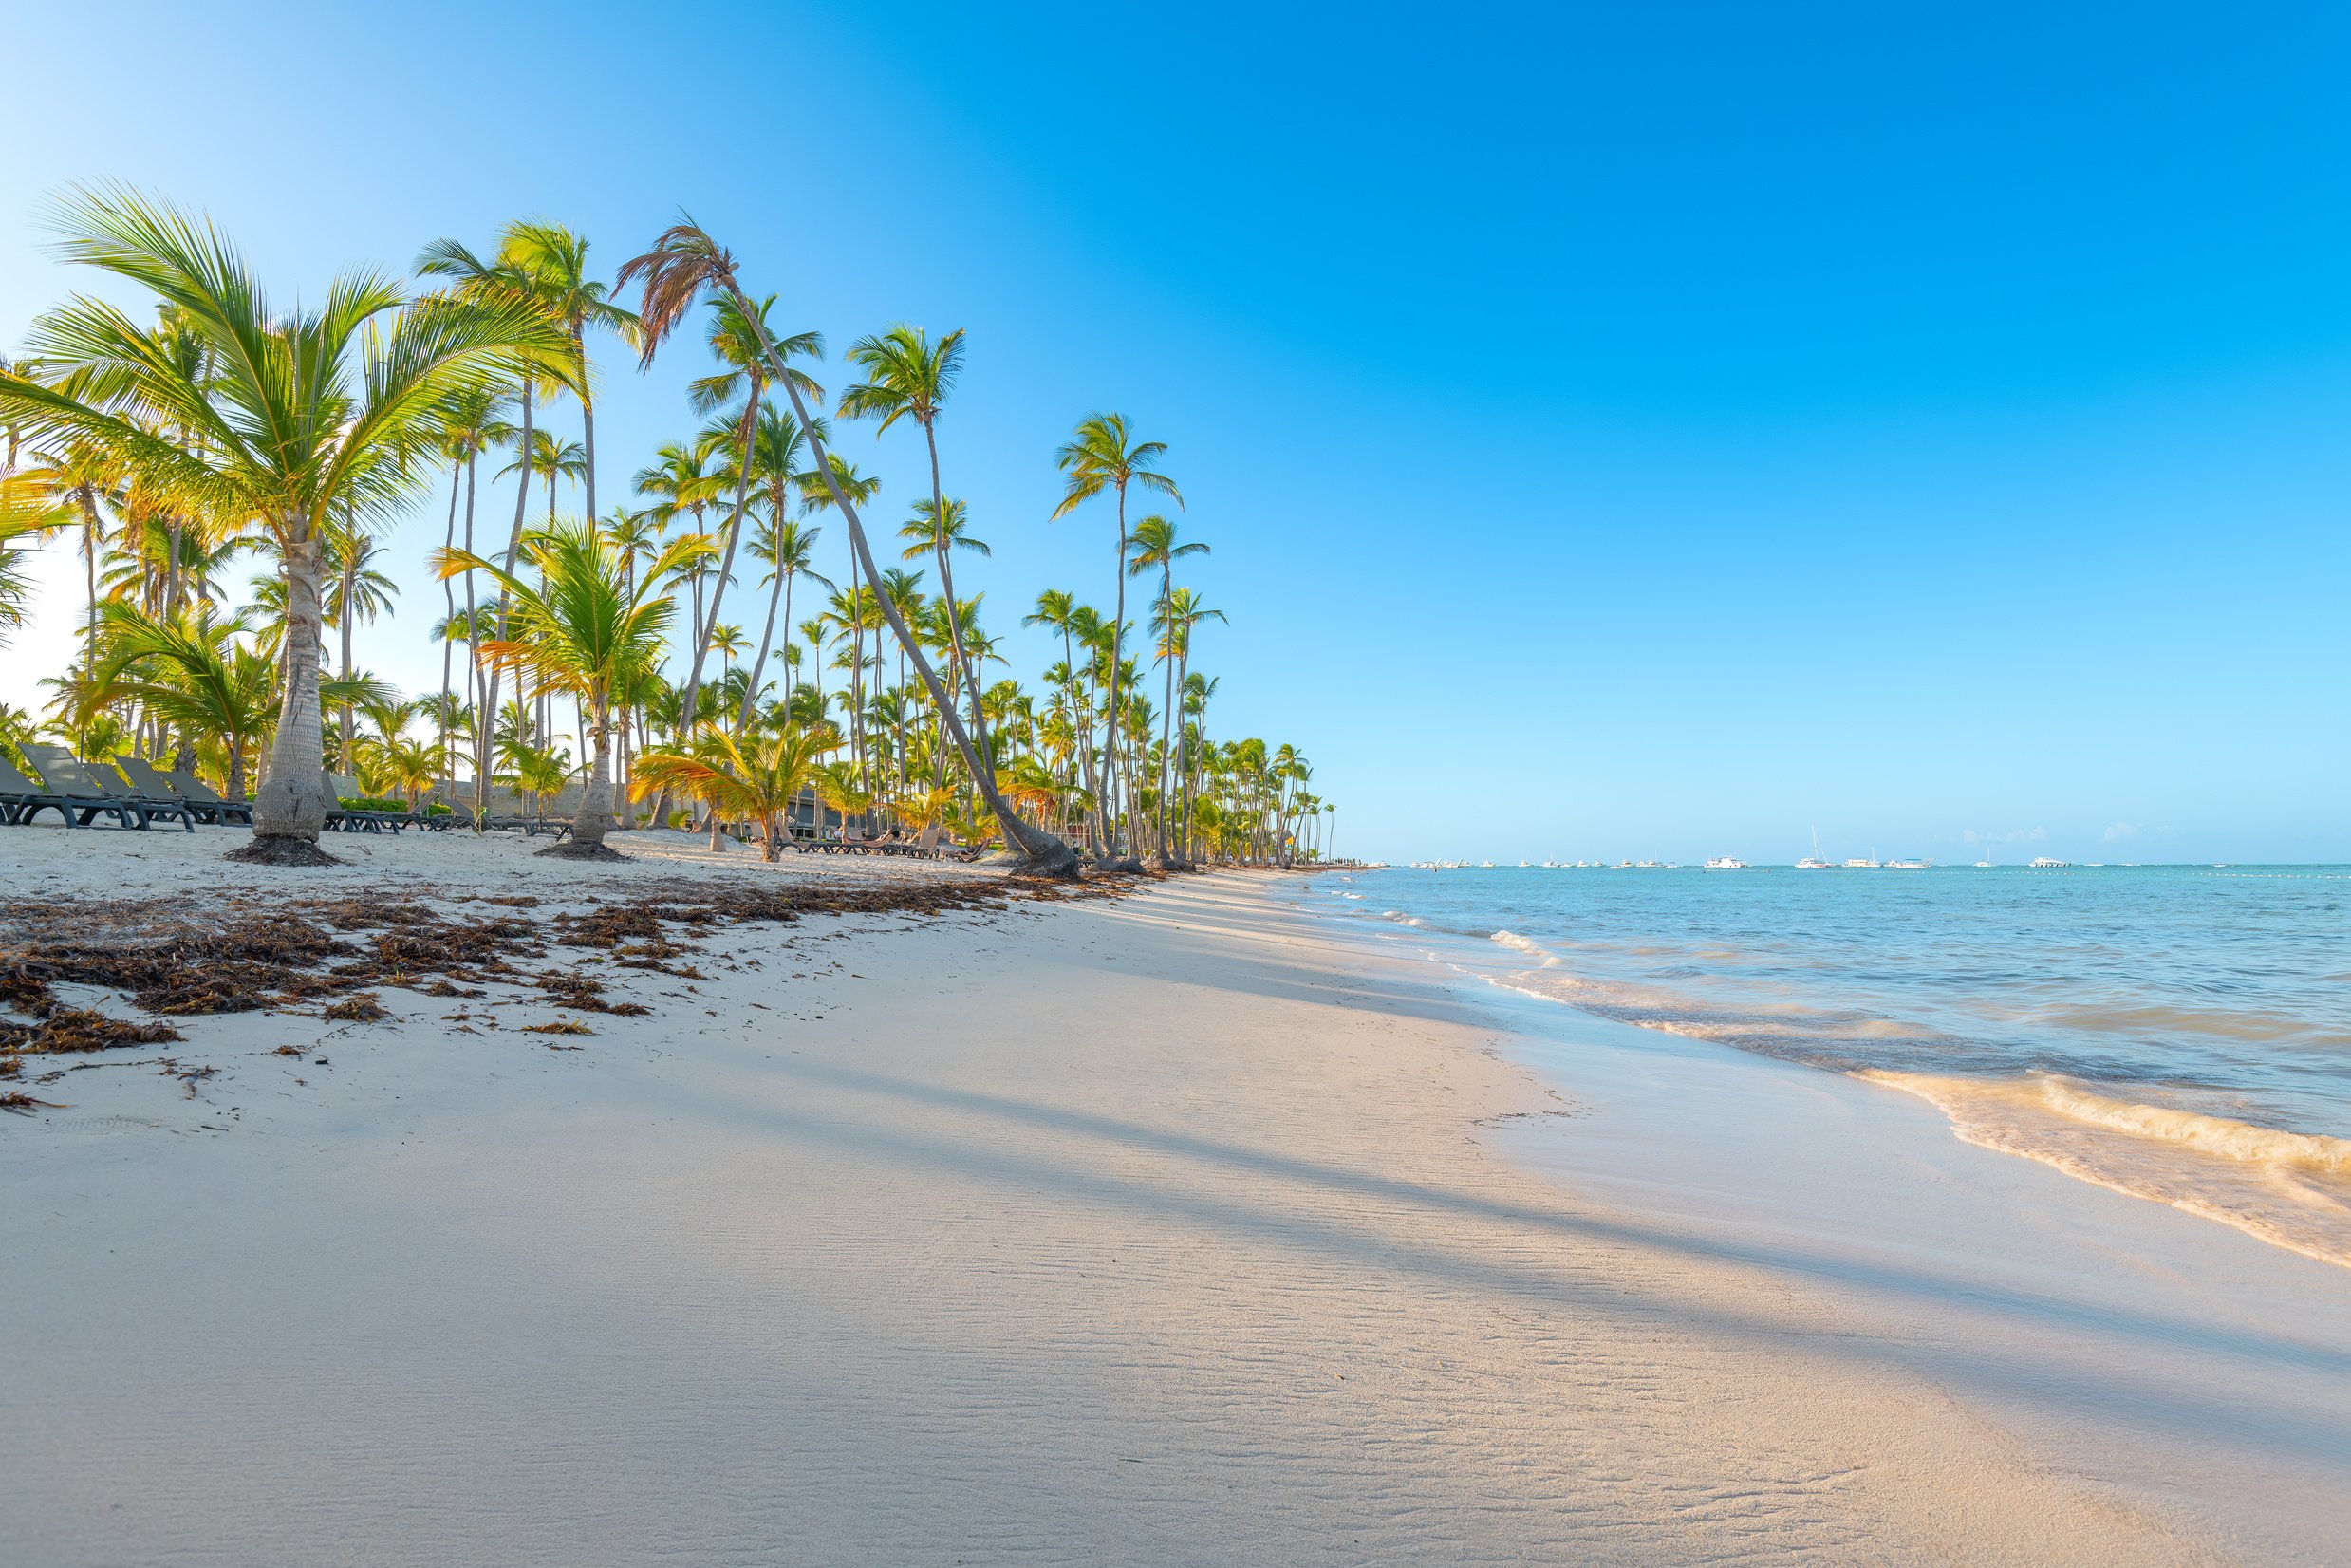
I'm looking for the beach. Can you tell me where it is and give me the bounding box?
[4,837,2346,1564]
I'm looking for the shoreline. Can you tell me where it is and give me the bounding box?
[4,838,2343,1561]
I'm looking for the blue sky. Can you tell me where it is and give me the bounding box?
[3,2,2345,861]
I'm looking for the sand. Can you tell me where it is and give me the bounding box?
[2,829,2344,1563]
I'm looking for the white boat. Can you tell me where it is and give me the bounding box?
[1796,857,1831,869]
[1844,857,1881,869]
[1974,858,1992,868]
[1480,860,1494,868]
[1703,857,1747,869]
[1888,858,1931,870]
[1636,859,1663,869]
[2029,856,2070,868]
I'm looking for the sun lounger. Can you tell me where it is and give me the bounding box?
[20,745,194,831]
[0,753,143,829]
[119,757,254,826]
[325,772,413,833]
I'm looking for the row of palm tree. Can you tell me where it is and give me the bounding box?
[0,190,1339,871]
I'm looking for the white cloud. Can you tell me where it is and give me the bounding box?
[2102,821,2141,843]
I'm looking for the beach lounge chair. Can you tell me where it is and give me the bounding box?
[119,757,255,826]
[326,773,411,833]
[0,753,144,829]
[20,745,195,832]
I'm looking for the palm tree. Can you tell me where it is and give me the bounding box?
[325,528,399,768]
[498,221,636,528]
[839,325,998,771]
[1151,586,1224,861]
[1128,513,1209,860]
[88,602,273,798]
[437,516,700,857]
[737,407,826,731]
[676,292,824,756]
[417,224,586,825]
[1053,413,1180,859]
[0,189,566,859]
[632,725,840,859]
[618,220,1078,874]
[432,383,512,789]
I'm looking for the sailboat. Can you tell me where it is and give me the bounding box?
[1796,826,1831,870]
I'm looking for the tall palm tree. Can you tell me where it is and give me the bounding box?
[432,383,513,789]
[1052,413,1180,858]
[324,528,399,768]
[0,189,566,859]
[416,227,585,828]
[1128,513,1209,860]
[1151,585,1224,861]
[839,325,998,770]
[498,221,636,529]
[736,406,826,731]
[618,220,1077,874]
[677,292,824,753]
[437,516,699,857]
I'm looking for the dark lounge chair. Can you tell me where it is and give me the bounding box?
[19,745,194,832]
[119,757,255,827]
[0,753,142,829]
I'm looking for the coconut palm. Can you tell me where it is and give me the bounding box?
[674,293,825,756]
[839,325,998,769]
[87,602,274,797]
[1127,514,1209,859]
[742,513,828,734]
[631,724,839,859]
[0,189,568,859]
[1052,413,1180,858]
[497,222,636,528]
[437,516,700,857]
[618,220,1078,874]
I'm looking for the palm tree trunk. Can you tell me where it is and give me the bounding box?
[247,525,332,852]
[438,459,460,798]
[576,327,597,528]
[565,703,614,854]
[477,377,532,828]
[1105,487,1129,858]
[1157,567,1176,861]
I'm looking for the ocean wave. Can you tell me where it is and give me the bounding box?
[1863,1072,2351,1269]
[1490,930,1559,964]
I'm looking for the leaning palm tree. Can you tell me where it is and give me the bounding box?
[437,516,700,857]
[1052,414,1181,858]
[619,219,1078,875]
[631,724,839,860]
[0,188,568,860]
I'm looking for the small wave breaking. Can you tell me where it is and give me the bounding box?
[1864,1072,2351,1269]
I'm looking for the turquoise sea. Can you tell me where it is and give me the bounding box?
[1293,865,2351,1266]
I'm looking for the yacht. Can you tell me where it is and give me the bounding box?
[1796,829,1830,870]
[1888,857,1931,870]
[2029,856,2070,868]
[1843,857,1881,869]
[1636,859,1664,869]
[1974,857,1993,868]
[1703,856,1747,869]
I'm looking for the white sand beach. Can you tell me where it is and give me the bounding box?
[4,834,2346,1564]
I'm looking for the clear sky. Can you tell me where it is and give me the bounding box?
[3,2,2345,863]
